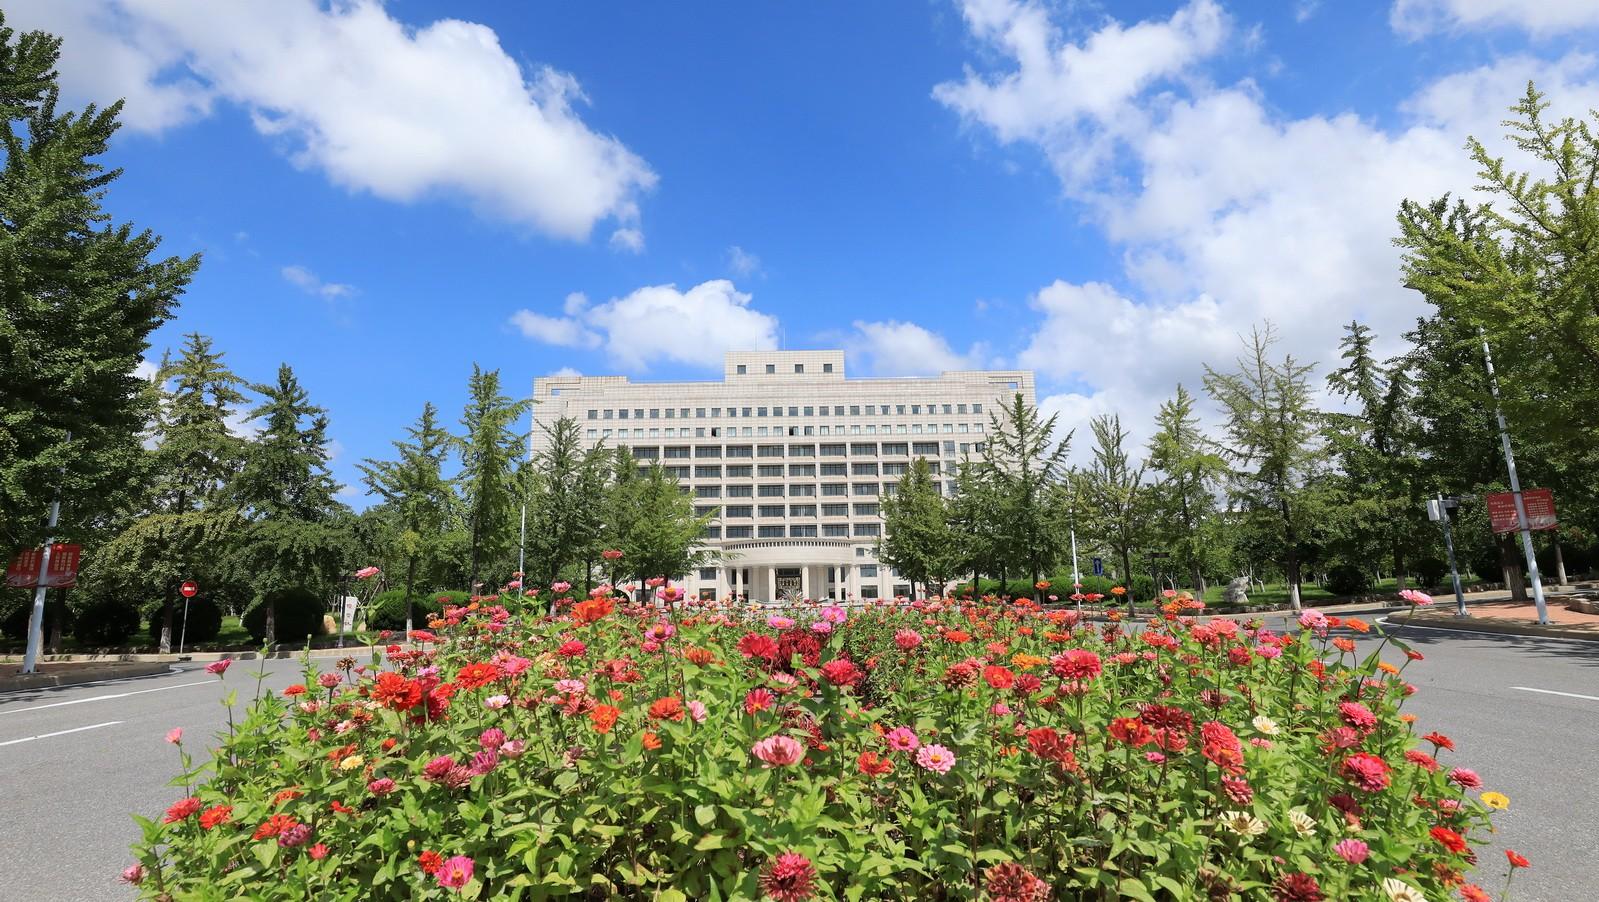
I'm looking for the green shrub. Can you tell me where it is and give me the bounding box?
[72,596,141,646]
[146,598,224,645]
[366,589,448,631]
[243,588,327,643]
[1324,562,1373,597]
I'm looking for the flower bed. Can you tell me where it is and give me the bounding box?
[128,590,1523,900]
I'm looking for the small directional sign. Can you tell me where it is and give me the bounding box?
[1091,557,1103,577]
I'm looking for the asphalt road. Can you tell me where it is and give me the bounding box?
[1,624,1595,900]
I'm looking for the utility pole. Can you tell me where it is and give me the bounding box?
[1429,496,1467,618]
[22,433,70,675]
[1481,331,1549,625]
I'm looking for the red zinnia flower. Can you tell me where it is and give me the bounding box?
[163,797,202,824]
[983,665,1015,689]
[820,658,863,687]
[1422,731,1454,751]
[1505,849,1530,869]
[647,696,685,721]
[418,850,444,874]
[1271,872,1322,902]
[1200,721,1244,775]
[857,750,894,777]
[738,633,780,662]
[1430,825,1468,854]
[985,861,1049,902]
[283,685,307,697]
[744,688,776,715]
[254,814,299,840]
[759,851,818,902]
[1459,884,1490,902]
[1108,717,1153,747]
[589,704,620,734]
[1049,649,1102,681]
[455,663,501,690]
[372,672,423,711]
[198,804,233,830]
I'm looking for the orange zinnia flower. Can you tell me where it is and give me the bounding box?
[641,731,662,750]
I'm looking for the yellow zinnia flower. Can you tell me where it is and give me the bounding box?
[339,755,365,772]
[1481,791,1510,810]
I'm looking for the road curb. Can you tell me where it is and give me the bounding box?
[1380,615,1599,642]
[0,645,379,667]
[0,661,174,693]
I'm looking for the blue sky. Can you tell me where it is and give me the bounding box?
[10,0,1599,502]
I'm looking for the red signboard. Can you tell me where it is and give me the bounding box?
[1487,489,1557,534]
[180,580,199,598]
[4,544,82,588]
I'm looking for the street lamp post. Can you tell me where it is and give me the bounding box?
[1481,331,1550,625]
[1428,497,1467,617]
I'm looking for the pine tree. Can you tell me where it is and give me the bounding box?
[1146,385,1226,594]
[1081,414,1148,613]
[456,366,531,592]
[359,402,453,634]
[609,462,715,596]
[0,14,200,550]
[525,416,606,590]
[983,393,1072,599]
[232,365,345,641]
[1204,325,1328,611]
[878,457,960,598]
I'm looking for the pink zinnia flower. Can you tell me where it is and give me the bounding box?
[1298,609,1328,632]
[484,694,510,710]
[1333,838,1369,865]
[480,728,506,751]
[916,744,956,774]
[367,778,396,795]
[819,605,847,624]
[894,629,923,651]
[1400,588,1433,606]
[120,864,145,885]
[687,700,708,723]
[768,615,795,630]
[554,679,586,695]
[810,621,833,635]
[744,688,776,714]
[435,855,474,890]
[751,735,805,767]
[205,659,232,676]
[1448,767,1483,790]
[551,581,571,593]
[884,727,920,752]
[165,727,182,744]
[759,851,817,902]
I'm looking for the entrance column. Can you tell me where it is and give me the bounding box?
[766,566,777,604]
[800,565,811,602]
[845,563,859,602]
[731,566,741,602]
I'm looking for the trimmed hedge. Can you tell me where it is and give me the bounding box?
[1412,556,1448,588]
[1,593,72,642]
[365,589,456,631]
[243,588,327,643]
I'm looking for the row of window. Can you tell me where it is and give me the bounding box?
[683,462,923,480]
[702,523,881,539]
[697,564,882,579]
[693,502,882,516]
[675,478,959,498]
[589,423,983,439]
[641,441,965,459]
[589,402,982,420]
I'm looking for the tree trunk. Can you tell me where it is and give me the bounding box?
[1553,536,1568,586]
[1499,535,1527,600]
[264,600,277,645]
[1120,548,1135,617]
[404,555,417,638]
[159,578,175,654]
[48,589,64,653]
[1281,497,1301,612]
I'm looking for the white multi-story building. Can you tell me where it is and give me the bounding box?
[532,350,1034,602]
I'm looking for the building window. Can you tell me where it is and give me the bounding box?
[790,444,814,456]
[795,364,804,373]
[850,442,876,456]
[823,523,848,537]
[820,443,845,456]
[853,523,881,537]
[765,364,775,374]
[789,504,816,517]
[821,483,848,497]
[726,444,753,458]
[861,585,880,598]
[758,505,785,518]
[882,462,908,476]
[726,525,752,538]
[852,462,878,475]
[701,526,721,539]
[587,409,597,420]
[791,524,817,537]
[789,484,816,497]
[789,463,815,477]
[820,462,846,476]
[727,484,752,497]
[822,503,849,517]
[757,464,783,478]
[694,504,719,517]
[725,505,752,518]
[695,446,720,458]
[853,502,879,516]
[860,565,879,578]
[823,363,834,373]
[664,446,689,459]
[694,470,721,483]
[853,483,878,496]
[737,364,747,374]
[973,403,984,413]
[727,464,752,478]
[586,428,596,438]
[758,525,785,537]
[758,445,784,457]
[758,484,785,497]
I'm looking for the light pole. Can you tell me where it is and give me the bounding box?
[517,395,535,602]
[1481,331,1550,625]
[1428,497,1467,617]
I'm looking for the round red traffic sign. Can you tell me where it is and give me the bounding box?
[180,580,198,598]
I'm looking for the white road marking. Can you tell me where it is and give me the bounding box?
[0,720,123,747]
[1511,686,1599,702]
[0,680,211,716]
[1374,617,1599,644]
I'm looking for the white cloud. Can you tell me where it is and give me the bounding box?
[281,264,355,300]
[511,280,779,371]
[936,0,1599,452]
[547,366,582,377]
[609,228,645,254]
[1295,1,1322,23]
[726,245,763,277]
[846,320,988,376]
[1392,0,1599,37]
[5,0,655,240]
[133,358,159,382]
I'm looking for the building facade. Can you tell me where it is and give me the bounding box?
[532,350,1035,602]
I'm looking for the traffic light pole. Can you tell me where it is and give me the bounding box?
[1435,496,1467,618]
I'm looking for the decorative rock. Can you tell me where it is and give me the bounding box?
[1222,577,1251,606]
